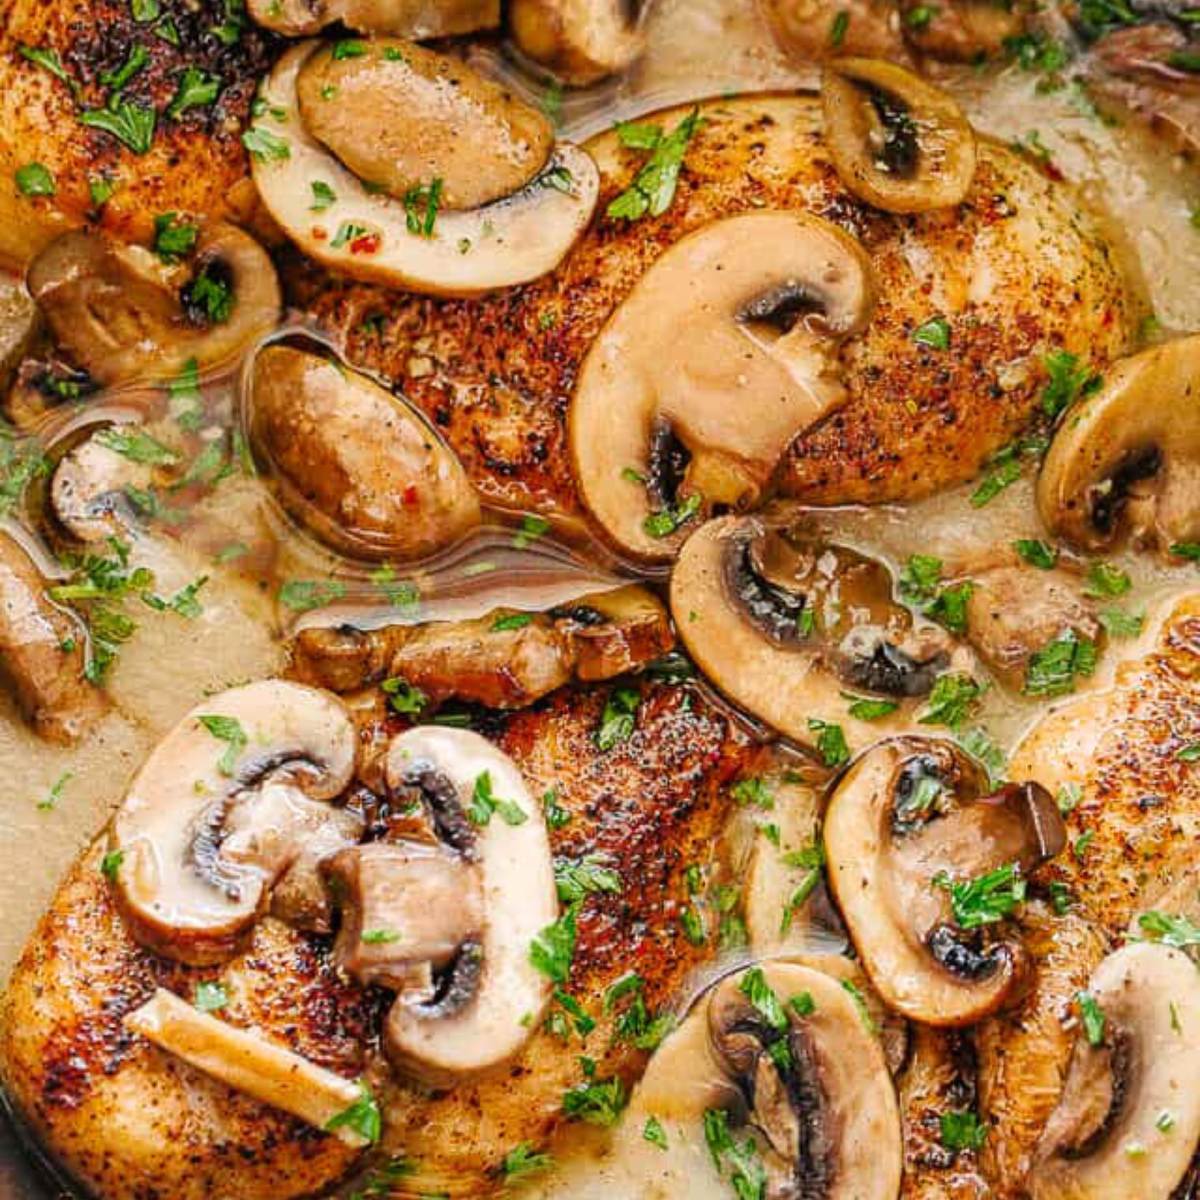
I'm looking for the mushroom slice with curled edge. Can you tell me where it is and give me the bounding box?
[249,42,599,297]
[1036,334,1200,554]
[570,213,875,562]
[821,58,977,213]
[670,514,965,753]
[626,961,902,1199]
[125,988,373,1146]
[288,583,673,705]
[1029,942,1200,1199]
[824,737,1066,1026]
[509,0,645,86]
[27,224,281,387]
[0,529,107,742]
[247,0,497,38]
[247,345,480,562]
[346,726,557,1084]
[108,680,361,965]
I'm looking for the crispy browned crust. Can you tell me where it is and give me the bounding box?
[0,0,278,267]
[287,93,1133,527]
[0,681,757,1198]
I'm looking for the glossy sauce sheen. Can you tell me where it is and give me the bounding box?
[0,0,1198,1198]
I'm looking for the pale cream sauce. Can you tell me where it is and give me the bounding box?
[0,1,1199,1197]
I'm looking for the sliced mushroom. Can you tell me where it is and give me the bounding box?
[823,737,1066,1025]
[1029,942,1200,1199]
[821,57,977,213]
[247,345,480,562]
[509,0,645,85]
[964,563,1101,684]
[27,224,281,387]
[1036,334,1200,553]
[761,0,914,66]
[570,213,875,562]
[899,0,1026,62]
[51,428,156,543]
[631,961,902,1200]
[247,0,498,38]
[670,514,964,752]
[125,988,371,1146]
[108,680,361,965]
[297,41,553,211]
[0,274,40,396]
[249,42,599,297]
[366,726,556,1083]
[0,529,107,742]
[288,584,673,705]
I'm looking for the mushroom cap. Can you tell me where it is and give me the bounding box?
[51,427,156,543]
[380,725,557,1084]
[295,39,553,211]
[246,345,480,562]
[824,737,1065,1026]
[1036,333,1200,553]
[249,42,599,298]
[670,513,965,752]
[27,224,281,386]
[821,57,977,213]
[247,0,499,38]
[110,680,359,965]
[569,212,875,562]
[508,0,645,85]
[630,960,903,1200]
[1030,941,1200,1199]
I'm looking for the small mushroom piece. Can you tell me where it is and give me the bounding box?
[0,529,107,742]
[125,988,371,1146]
[249,42,599,297]
[0,274,40,395]
[632,961,902,1199]
[899,0,1026,62]
[1036,334,1200,553]
[554,585,675,680]
[297,40,553,211]
[51,427,156,543]
[27,225,281,387]
[376,726,556,1083]
[821,57,977,213]
[1029,942,1200,1199]
[508,0,645,86]
[760,0,914,66]
[670,514,963,752]
[109,680,361,965]
[248,0,498,38]
[247,346,480,562]
[824,737,1066,1026]
[570,213,875,562]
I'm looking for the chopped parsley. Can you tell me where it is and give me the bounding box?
[99,43,149,93]
[361,929,400,944]
[841,978,879,1034]
[738,967,792,1069]
[331,38,367,58]
[194,981,229,1012]
[100,848,125,880]
[919,673,984,728]
[913,315,951,350]
[830,9,850,44]
[562,1076,627,1126]
[167,67,221,119]
[1083,561,1131,598]
[543,787,570,830]
[596,684,640,751]
[19,44,80,98]
[935,862,1026,929]
[1137,910,1200,949]
[1076,991,1106,1046]
[501,1143,552,1180]
[380,677,426,716]
[15,162,55,196]
[36,770,73,811]
[513,513,550,549]
[491,612,534,632]
[184,263,233,325]
[530,901,579,983]
[643,490,701,538]
[278,579,346,612]
[241,126,290,163]
[843,692,899,720]
[643,1116,669,1149]
[1014,538,1058,569]
[79,99,156,154]
[152,212,199,262]
[403,178,443,237]
[1099,606,1144,638]
[555,854,622,902]
[703,1108,767,1199]
[940,1109,988,1152]
[1024,629,1098,697]
[467,769,527,826]
[324,1084,381,1145]
[780,842,824,933]
[790,991,816,1017]
[310,180,337,211]
[197,713,247,775]
[808,718,849,768]
[607,106,702,222]
[731,775,774,809]
[1041,350,1102,420]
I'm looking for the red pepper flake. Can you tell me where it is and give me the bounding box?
[402,484,419,506]
[350,232,381,255]
[311,227,328,241]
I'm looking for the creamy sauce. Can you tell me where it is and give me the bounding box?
[1,0,1199,1197]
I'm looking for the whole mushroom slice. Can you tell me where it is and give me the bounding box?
[27,224,281,387]
[247,345,480,562]
[631,961,902,1200]
[249,42,599,297]
[509,0,645,85]
[1036,333,1200,553]
[51,426,157,543]
[821,57,977,213]
[369,726,557,1084]
[0,529,107,742]
[248,0,498,38]
[569,213,875,562]
[1029,942,1200,1199]
[823,737,1066,1026]
[670,514,964,752]
[109,680,361,965]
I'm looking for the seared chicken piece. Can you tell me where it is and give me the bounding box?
[289,93,1133,522]
[0,0,277,269]
[0,681,755,1198]
[974,593,1200,1196]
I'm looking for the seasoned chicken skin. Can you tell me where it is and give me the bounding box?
[0,681,755,1199]
[289,93,1133,523]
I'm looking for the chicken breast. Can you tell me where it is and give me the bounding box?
[0,679,755,1199]
[973,591,1200,1197]
[287,92,1134,524]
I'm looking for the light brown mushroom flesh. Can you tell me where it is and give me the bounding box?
[509,0,645,85]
